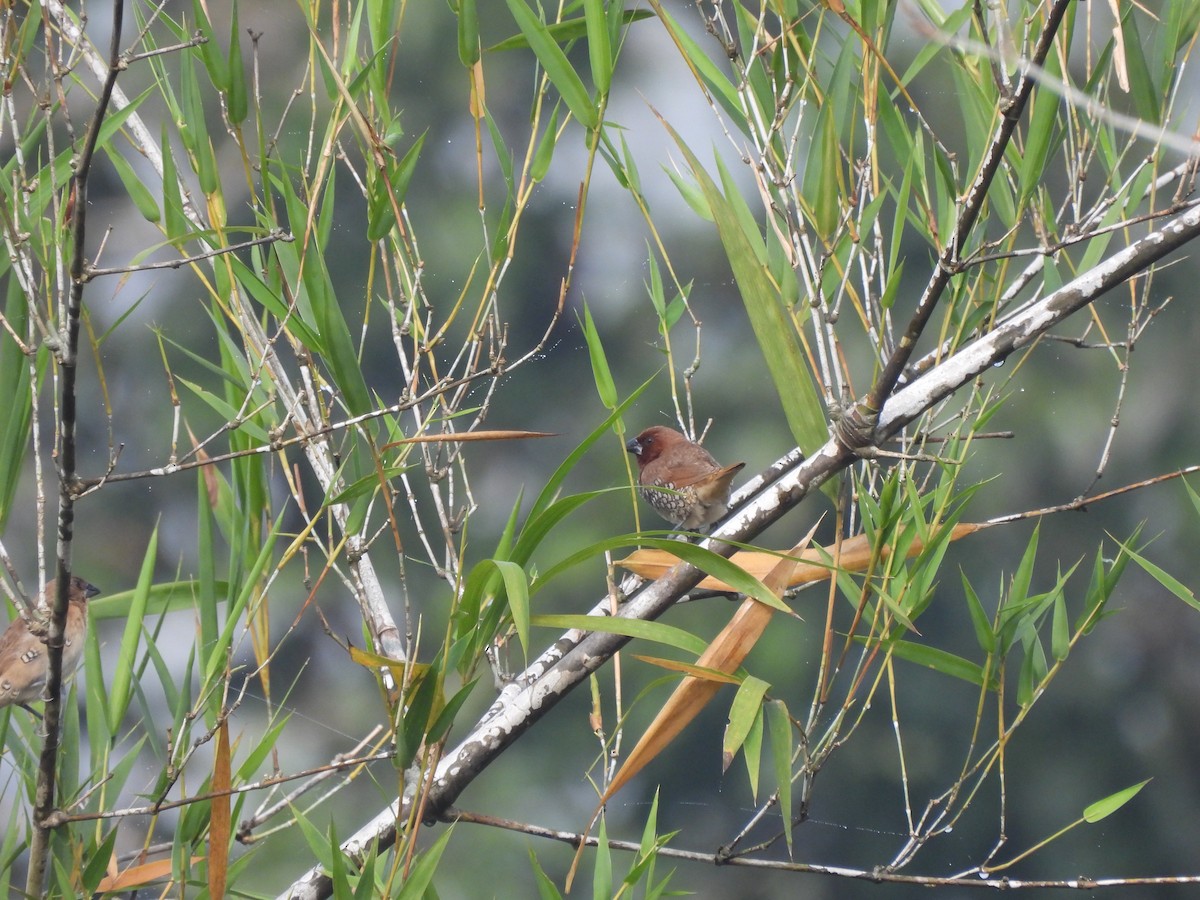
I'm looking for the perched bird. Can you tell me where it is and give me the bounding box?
[626,425,745,529]
[0,576,99,714]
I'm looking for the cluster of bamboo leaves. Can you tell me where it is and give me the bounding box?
[0,0,1197,896]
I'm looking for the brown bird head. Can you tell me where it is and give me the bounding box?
[36,576,101,608]
[626,426,745,529]
[625,425,681,470]
[60,575,101,605]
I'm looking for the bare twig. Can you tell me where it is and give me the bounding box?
[83,230,292,279]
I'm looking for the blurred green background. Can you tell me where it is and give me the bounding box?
[3,1,1200,896]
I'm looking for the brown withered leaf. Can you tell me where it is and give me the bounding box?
[97,857,204,892]
[381,429,557,451]
[631,655,743,685]
[616,522,986,591]
[209,720,231,900]
[187,424,220,509]
[598,523,817,804]
[566,527,815,891]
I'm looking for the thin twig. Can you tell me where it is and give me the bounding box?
[445,807,1200,889]
[83,230,292,279]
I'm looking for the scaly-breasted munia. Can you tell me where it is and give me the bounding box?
[626,425,745,529]
[0,576,99,714]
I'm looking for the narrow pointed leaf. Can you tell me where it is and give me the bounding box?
[1083,779,1151,823]
[723,675,769,774]
[504,0,598,129]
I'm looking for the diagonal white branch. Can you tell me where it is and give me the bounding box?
[277,197,1200,899]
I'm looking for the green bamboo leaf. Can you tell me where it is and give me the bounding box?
[108,526,158,732]
[802,95,840,241]
[175,377,271,443]
[646,0,739,121]
[886,638,986,687]
[1006,524,1040,611]
[1018,50,1065,208]
[328,820,352,897]
[59,678,82,798]
[1117,7,1158,125]
[225,2,248,124]
[663,287,688,334]
[531,614,707,656]
[1050,591,1069,661]
[88,580,227,620]
[538,534,791,613]
[160,125,190,244]
[367,0,398,51]
[398,663,441,768]
[488,10,654,52]
[950,60,1000,202]
[367,131,427,241]
[491,559,531,657]
[580,301,617,409]
[526,375,653,521]
[396,826,455,900]
[466,487,514,587]
[529,846,563,900]
[457,0,480,66]
[714,153,766,263]
[663,123,828,463]
[1017,632,1046,708]
[1168,3,1200,56]
[767,699,793,855]
[593,817,613,900]
[901,3,968,82]
[205,514,282,684]
[227,255,322,350]
[191,0,228,89]
[583,0,612,95]
[633,790,665,878]
[345,40,391,101]
[325,465,412,507]
[512,491,605,567]
[354,844,379,900]
[664,166,713,221]
[137,628,181,740]
[1113,535,1200,613]
[723,675,769,778]
[235,715,290,781]
[179,53,219,195]
[288,804,334,870]
[1184,478,1200,520]
[83,603,110,763]
[13,1,42,62]
[742,702,764,803]
[504,0,598,129]
[104,149,161,222]
[196,469,219,657]
[81,829,120,895]
[531,106,560,182]
[0,285,36,531]
[279,183,372,415]
[428,677,479,743]
[961,573,995,654]
[1083,779,1151,823]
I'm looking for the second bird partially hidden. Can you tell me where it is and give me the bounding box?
[626,425,745,530]
[0,576,100,715]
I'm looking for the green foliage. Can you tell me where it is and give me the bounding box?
[0,0,1195,896]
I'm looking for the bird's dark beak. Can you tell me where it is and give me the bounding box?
[84,582,100,599]
[625,437,641,455]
